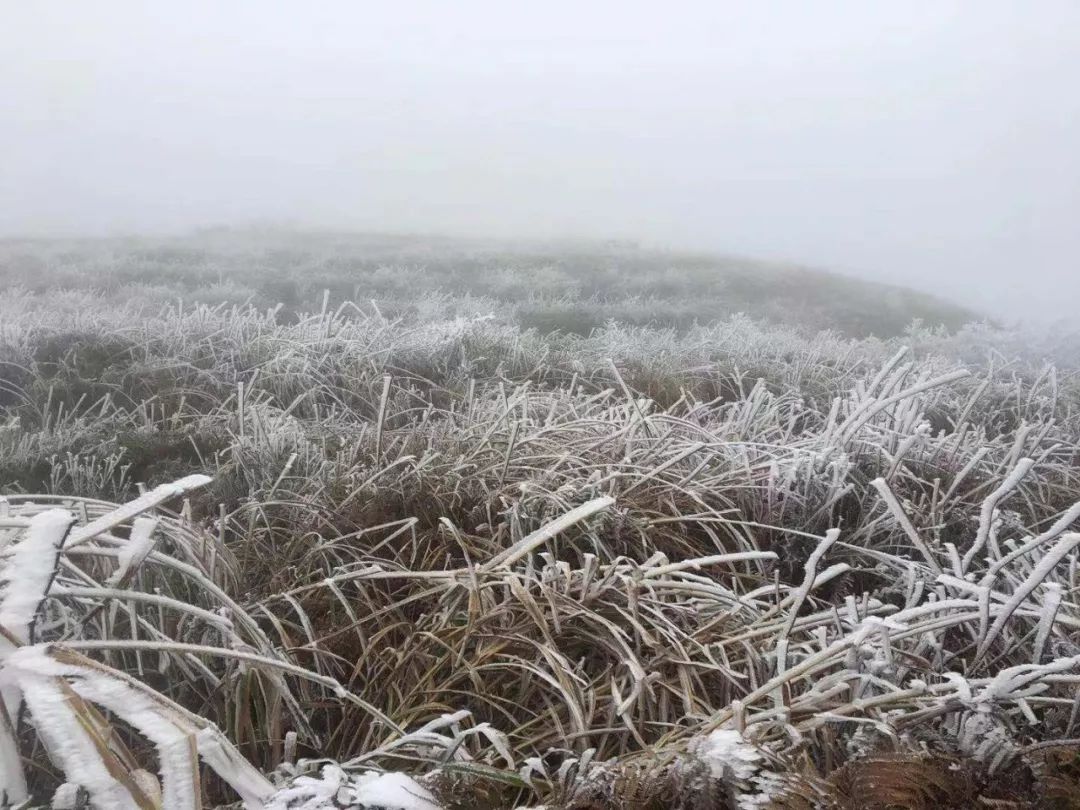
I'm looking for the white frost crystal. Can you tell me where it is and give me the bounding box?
[267,765,441,810]
[691,728,763,782]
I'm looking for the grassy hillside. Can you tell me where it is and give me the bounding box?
[0,229,978,338]
[3,236,1080,809]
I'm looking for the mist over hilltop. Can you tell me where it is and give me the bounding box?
[3,2,1079,321]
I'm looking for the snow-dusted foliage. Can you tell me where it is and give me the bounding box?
[0,479,286,809]
[691,728,763,783]
[3,264,1080,806]
[1,509,74,804]
[266,766,439,810]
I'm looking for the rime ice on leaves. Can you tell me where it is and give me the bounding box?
[266,765,441,810]
[690,728,763,782]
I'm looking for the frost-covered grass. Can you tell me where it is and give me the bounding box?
[0,230,979,339]
[2,249,1080,807]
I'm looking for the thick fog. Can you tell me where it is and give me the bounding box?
[2,1,1078,321]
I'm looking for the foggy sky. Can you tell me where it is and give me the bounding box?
[2,2,1078,321]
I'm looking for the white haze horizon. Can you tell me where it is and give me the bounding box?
[3,1,1078,323]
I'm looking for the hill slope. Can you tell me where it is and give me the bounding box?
[0,229,978,337]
